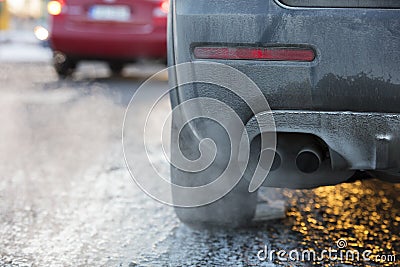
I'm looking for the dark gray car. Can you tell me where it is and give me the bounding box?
[168,0,400,227]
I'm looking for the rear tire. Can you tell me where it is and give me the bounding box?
[108,62,124,76]
[53,52,76,78]
[170,119,257,229]
[172,173,257,229]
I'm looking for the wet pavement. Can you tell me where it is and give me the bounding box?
[0,62,398,266]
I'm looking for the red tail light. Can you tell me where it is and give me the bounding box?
[153,0,170,17]
[48,0,65,16]
[161,0,170,13]
[194,46,316,62]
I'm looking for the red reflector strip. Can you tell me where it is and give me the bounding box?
[194,47,315,62]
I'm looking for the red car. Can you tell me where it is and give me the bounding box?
[47,0,168,77]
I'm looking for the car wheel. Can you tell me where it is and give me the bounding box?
[170,120,257,229]
[108,62,124,76]
[172,173,257,229]
[53,52,76,78]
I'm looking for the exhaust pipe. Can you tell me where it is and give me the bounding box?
[259,149,281,172]
[296,144,324,173]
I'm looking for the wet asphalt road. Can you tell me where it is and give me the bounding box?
[0,62,398,267]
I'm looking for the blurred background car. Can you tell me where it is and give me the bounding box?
[47,0,168,77]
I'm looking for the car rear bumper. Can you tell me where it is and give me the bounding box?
[50,27,167,60]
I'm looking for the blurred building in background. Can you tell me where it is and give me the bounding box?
[0,0,10,30]
[8,0,44,18]
[1,0,49,38]
[0,0,52,63]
